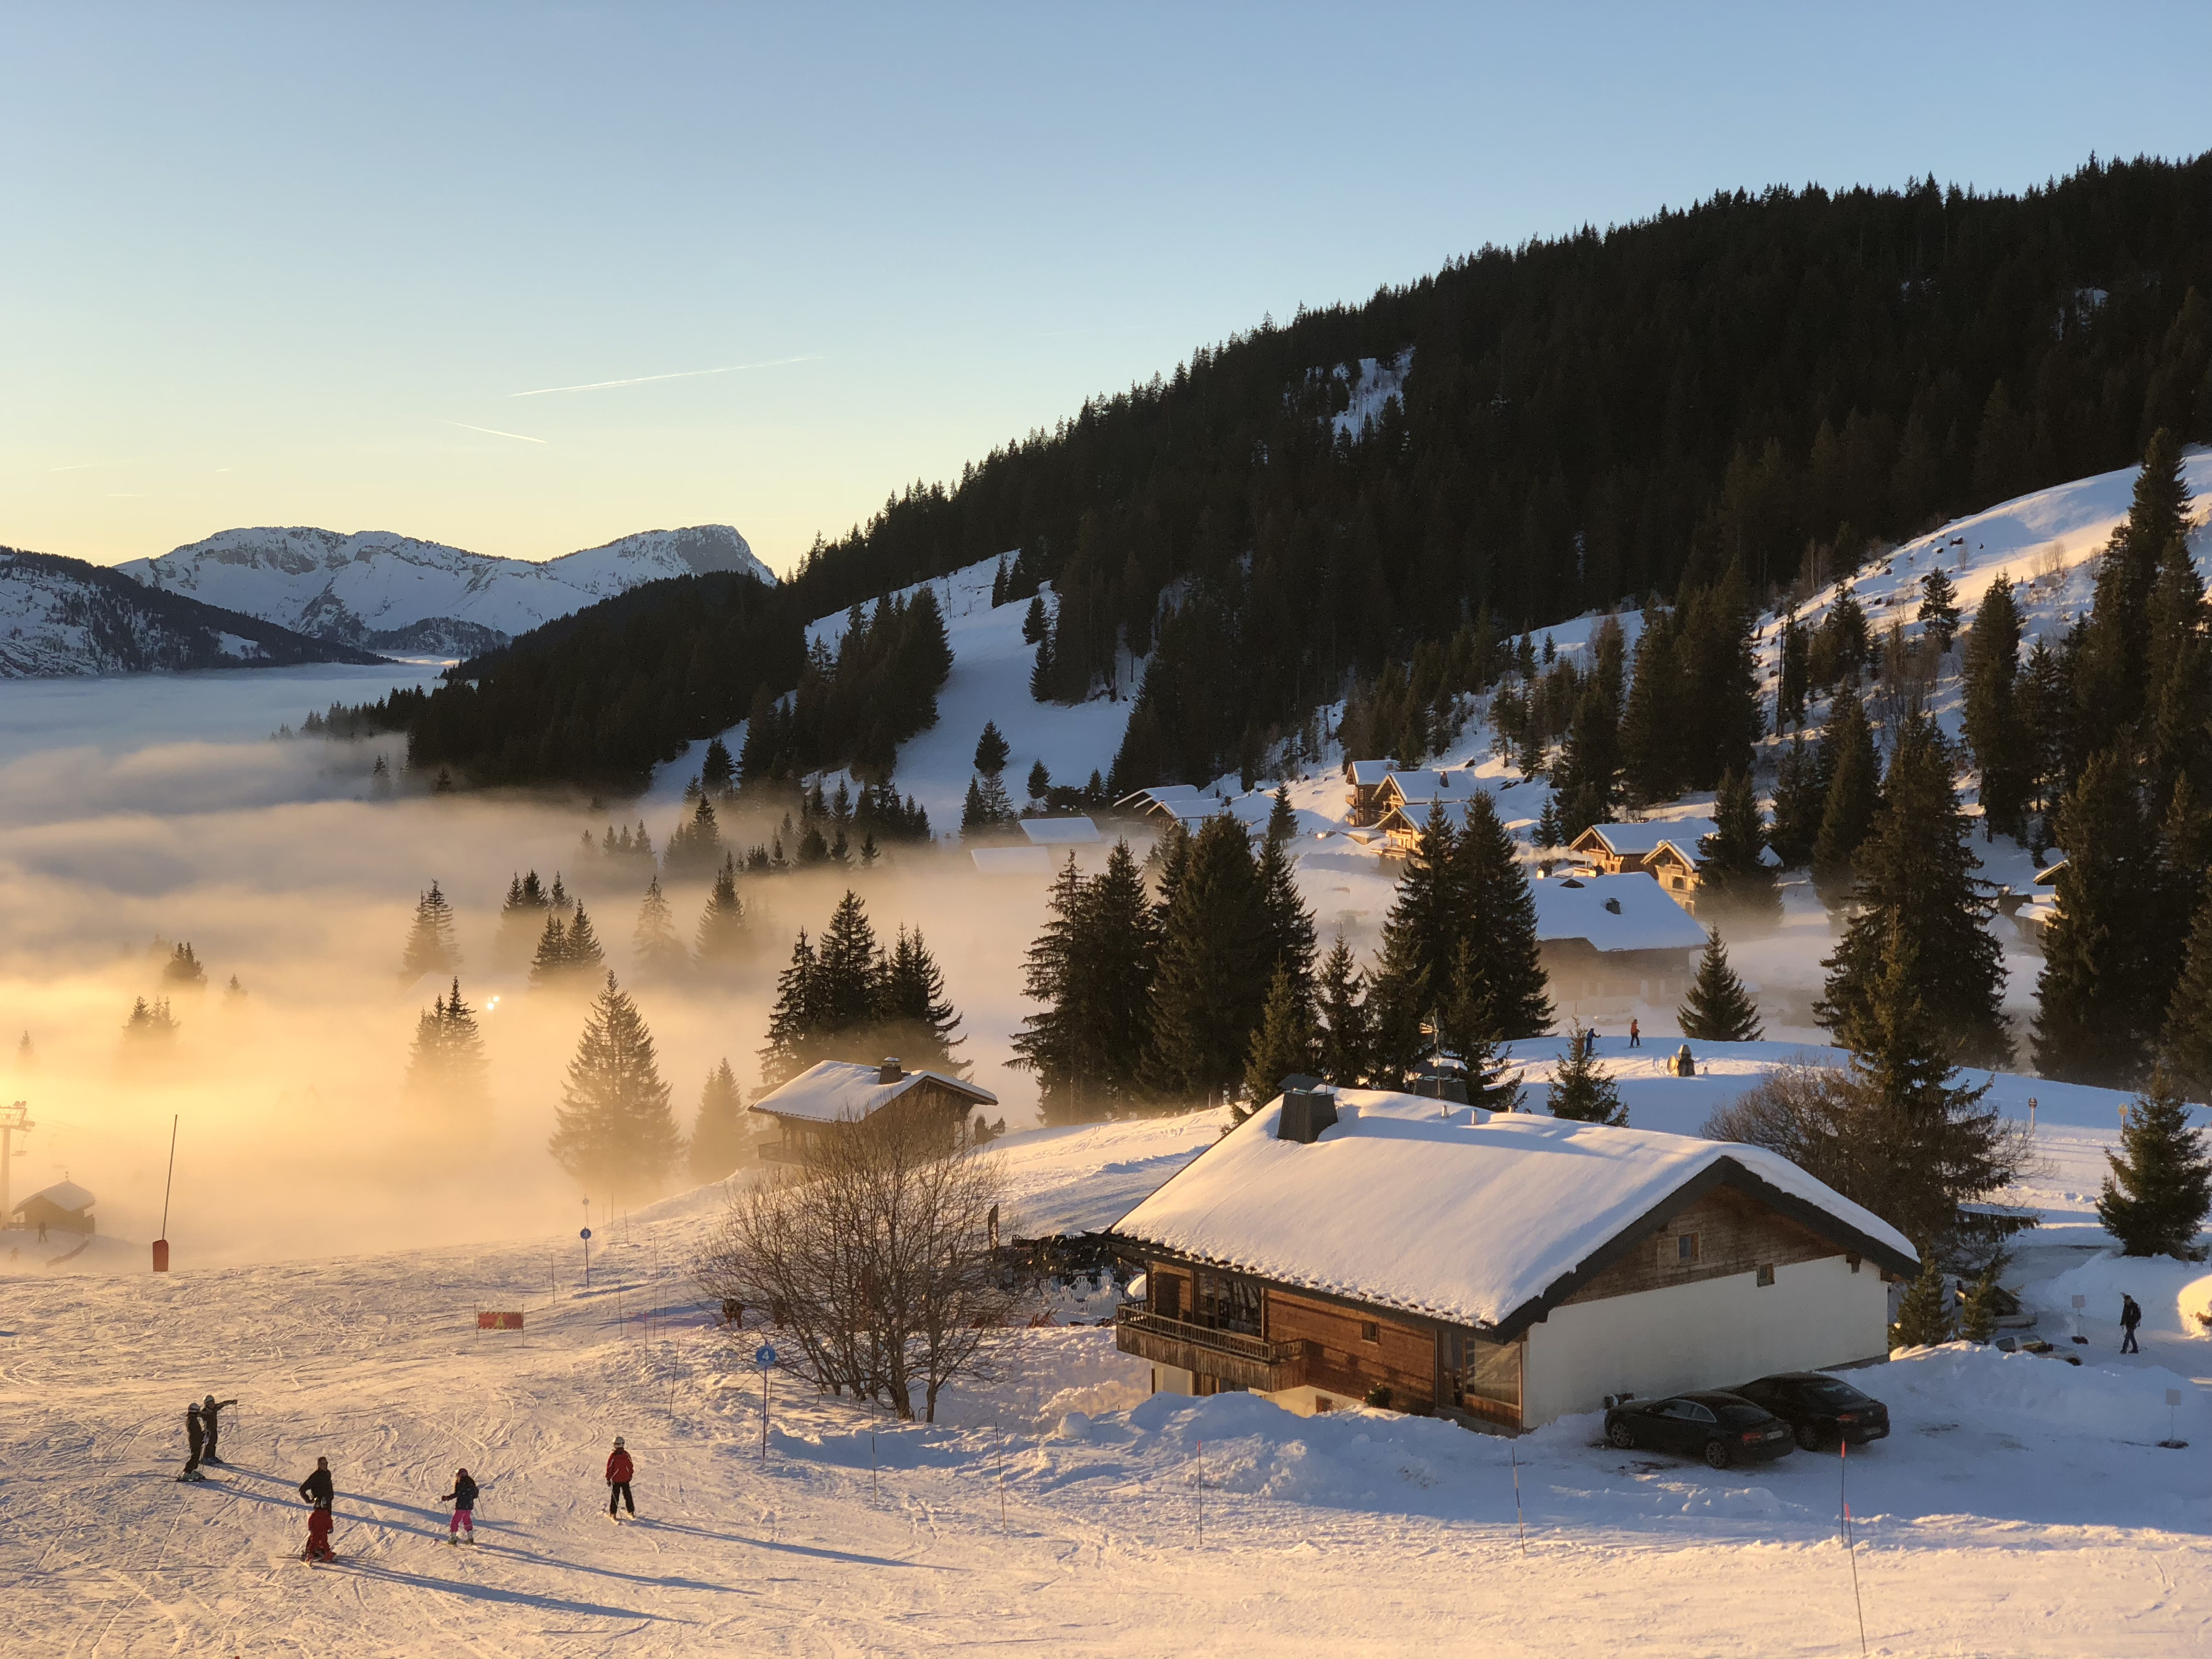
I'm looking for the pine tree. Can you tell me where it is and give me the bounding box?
[1437,939,1524,1112]
[1457,791,1553,1040]
[633,875,688,978]
[1535,797,1565,863]
[1918,565,1961,654]
[401,880,461,979]
[1552,682,1621,838]
[2096,1067,2212,1257]
[1010,855,1088,1121]
[693,857,746,967]
[1314,937,1373,1087]
[1618,611,1683,806]
[1370,804,1464,1080]
[1888,1258,1954,1349]
[547,972,682,1201]
[758,931,821,1090]
[1811,688,1879,905]
[1678,931,1765,1042]
[163,942,208,990]
[1818,714,2010,1068]
[529,913,570,987]
[688,1059,749,1182]
[498,871,550,969]
[1768,734,1825,867]
[123,995,178,1044]
[1254,834,1317,1018]
[2144,528,2211,810]
[2162,874,2212,1101]
[404,977,489,1121]
[1699,770,1782,927]
[1960,573,2030,838]
[1957,1262,2002,1343]
[1548,1023,1626,1124]
[1242,967,1318,1112]
[664,795,725,879]
[1021,593,1048,645]
[700,736,737,797]
[877,926,966,1074]
[1026,759,1051,801]
[813,890,883,1034]
[973,721,1011,776]
[564,904,606,973]
[1147,814,1269,1102]
[1266,783,1297,842]
[2034,750,2163,1085]
[1776,608,1809,729]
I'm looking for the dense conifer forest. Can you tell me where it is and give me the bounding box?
[382,154,2212,795]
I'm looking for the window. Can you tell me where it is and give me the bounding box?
[1673,1233,1701,1265]
[1756,1263,1776,1287]
[1360,1321,1380,1344]
[1194,1272,1262,1335]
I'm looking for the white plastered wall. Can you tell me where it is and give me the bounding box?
[1521,1255,1888,1425]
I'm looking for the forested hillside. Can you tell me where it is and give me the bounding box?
[390,154,2212,795]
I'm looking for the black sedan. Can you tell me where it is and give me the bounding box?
[1729,1372,1891,1451]
[1603,1390,1794,1469]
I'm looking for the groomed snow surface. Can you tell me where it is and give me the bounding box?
[9,1196,2211,1657]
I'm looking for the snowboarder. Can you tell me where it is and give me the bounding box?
[298,1456,335,1561]
[200,1395,238,1464]
[441,1468,479,1543]
[1627,1018,1640,1049]
[178,1401,207,1482]
[2120,1293,2142,1354]
[606,1437,635,1519]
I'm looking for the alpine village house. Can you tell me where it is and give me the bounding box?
[748,1058,1001,1163]
[1109,1087,1916,1430]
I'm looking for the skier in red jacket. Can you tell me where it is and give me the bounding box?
[605,1437,635,1520]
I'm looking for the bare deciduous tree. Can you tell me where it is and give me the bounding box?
[698,1106,1011,1422]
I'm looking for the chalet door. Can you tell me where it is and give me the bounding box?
[1154,1274,1183,1320]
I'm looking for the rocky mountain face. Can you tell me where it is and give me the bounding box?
[116,524,773,653]
[1,547,387,677]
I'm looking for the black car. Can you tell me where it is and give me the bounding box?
[1603,1390,1794,1469]
[1729,1372,1891,1451]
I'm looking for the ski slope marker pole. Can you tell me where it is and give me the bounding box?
[1843,1437,1866,1656]
[1510,1438,1524,1554]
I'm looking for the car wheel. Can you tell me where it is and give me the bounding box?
[1794,1422,1824,1453]
[1608,1420,1637,1451]
[1703,1439,1733,1470]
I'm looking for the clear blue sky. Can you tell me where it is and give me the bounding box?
[3,3,2205,572]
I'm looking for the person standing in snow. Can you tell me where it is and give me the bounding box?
[298,1457,336,1562]
[1627,1018,1640,1049]
[441,1468,480,1543]
[178,1401,206,1482]
[2120,1293,2143,1354]
[200,1395,238,1465]
[606,1437,635,1520]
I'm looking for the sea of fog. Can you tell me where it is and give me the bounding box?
[0,664,1060,1269]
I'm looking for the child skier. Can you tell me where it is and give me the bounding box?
[299,1456,336,1562]
[200,1395,238,1465]
[606,1437,635,1520]
[441,1468,480,1543]
[178,1402,207,1483]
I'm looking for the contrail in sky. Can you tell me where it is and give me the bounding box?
[507,356,821,397]
[435,419,549,445]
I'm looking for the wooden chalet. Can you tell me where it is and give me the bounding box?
[1565,818,1718,909]
[1368,769,1481,853]
[1342,760,1396,827]
[11,1180,96,1237]
[1529,871,1707,1013]
[748,1059,999,1165]
[1109,1088,1914,1429]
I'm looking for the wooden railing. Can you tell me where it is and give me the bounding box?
[1114,1305,1307,1390]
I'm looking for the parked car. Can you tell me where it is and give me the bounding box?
[1603,1390,1794,1469]
[1728,1372,1891,1450]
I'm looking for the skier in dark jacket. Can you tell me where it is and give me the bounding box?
[2121,1293,2143,1354]
[441,1468,480,1543]
[606,1437,635,1519]
[178,1402,206,1482]
[200,1395,238,1464]
[298,1456,333,1510]
[298,1456,335,1561]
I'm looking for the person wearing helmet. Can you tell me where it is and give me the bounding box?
[178,1402,207,1483]
[200,1395,238,1465]
[605,1437,635,1520]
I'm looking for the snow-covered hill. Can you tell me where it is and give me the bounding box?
[0,547,387,678]
[117,524,774,655]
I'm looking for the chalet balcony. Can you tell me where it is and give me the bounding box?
[1114,1305,1308,1392]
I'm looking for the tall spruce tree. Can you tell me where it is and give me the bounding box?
[1769,734,1825,867]
[633,875,688,978]
[1552,682,1621,839]
[1438,938,1525,1112]
[758,931,821,1091]
[1242,967,1318,1112]
[401,880,461,979]
[1266,784,1297,843]
[693,856,747,967]
[688,1059,749,1182]
[1888,1258,1954,1349]
[2034,750,2163,1085]
[1960,573,2030,838]
[700,737,737,798]
[547,972,682,1201]
[1811,687,1880,905]
[1678,931,1765,1042]
[402,977,490,1121]
[1147,815,1269,1102]
[1618,609,1683,807]
[1547,1024,1626,1124]
[1314,937,1374,1087]
[973,721,1011,776]
[2144,527,2211,811]
[1457,790,1553,1040]
[2072,430,2192,761]
[2096,1067,2212,1258]
[2161,874,2212,1102]
[1370,804,1464,1082]
[1918,565,1961,654]
[497,870,550,969]
[1818,713,2010,1068]
[1255,833,1318,1021]
[1699,769,1782,928]
[1010,855,1089,1121]
[877,926,966,1074]
[663,795,724,879]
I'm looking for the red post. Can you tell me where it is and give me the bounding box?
[151,1239,169,1272]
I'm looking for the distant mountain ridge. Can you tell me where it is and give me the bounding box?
[1,546,387,677]
[117,523,772,654]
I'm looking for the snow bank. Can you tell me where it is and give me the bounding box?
[1881,1340,2211,1444]
[2022,1250,2212,1340]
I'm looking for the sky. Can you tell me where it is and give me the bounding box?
[2,4,2206,576]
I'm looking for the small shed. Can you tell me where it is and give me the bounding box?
[13,1180,96,1237]
[749,1059,1000,1164]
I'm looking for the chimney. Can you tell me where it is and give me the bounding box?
[878,1057,904,1085]
[1276,1084,1337,1145]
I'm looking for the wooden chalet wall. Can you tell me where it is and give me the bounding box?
[1561,1186,1840,1307]
[1265,1291,1436,1410]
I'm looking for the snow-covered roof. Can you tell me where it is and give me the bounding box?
[1574,817,1718,862]
[1378,768,1476,806]
[1529,872,1707,953]
[1112,1091,1917,1333]
[749,1060,998,1124]
[1344,759,1396,786]
[1019,816,1101,846]
[18,1180,94,1213]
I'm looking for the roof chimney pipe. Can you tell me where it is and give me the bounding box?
[879,1058,904,1085]
[1276,1083,1337,1145]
